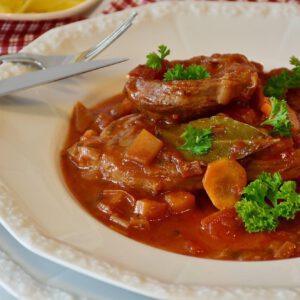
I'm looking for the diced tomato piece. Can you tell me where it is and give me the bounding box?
[201,208,243,240]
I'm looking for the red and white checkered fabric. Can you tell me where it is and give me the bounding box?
[0,18,82,55]
[0,0,298,55]
[102,0,157,14]
[101,0,299,13]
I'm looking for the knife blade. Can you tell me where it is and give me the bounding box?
[0,57,128,97]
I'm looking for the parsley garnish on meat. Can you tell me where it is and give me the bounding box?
[261,97,292,137]
[235,172,300,233]
[146,45,170,70]
[146,45,210,80]
[290,56,300,68]
[178,126,213,155]
[164,64,210,81]
[264,56,300,98]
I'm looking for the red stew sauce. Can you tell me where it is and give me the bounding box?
[61,53,300,261]
[61,94,300,261]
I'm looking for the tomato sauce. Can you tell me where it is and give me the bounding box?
[61,95,300,261]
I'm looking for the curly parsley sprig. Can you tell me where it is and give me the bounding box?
[164,64,210,81]
[264,56,300,98]
[146,45,170,70]
[178,126,213,155]
[261,97,292,137]
[235,172,300,233]
[146,45,210,80]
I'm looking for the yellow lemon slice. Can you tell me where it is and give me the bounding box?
[0,0,85,14]
[24,0,85,13]
[0,0,24,13]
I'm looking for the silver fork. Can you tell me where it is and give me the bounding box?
[0,12,137,70]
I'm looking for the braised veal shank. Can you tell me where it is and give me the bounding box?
[125,54,258,122]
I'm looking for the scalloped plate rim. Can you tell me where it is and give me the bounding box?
[1,2,300,299]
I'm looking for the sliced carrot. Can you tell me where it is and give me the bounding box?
[134,199,167,220]
[126,129,164,165]
[202,159,247,210]
[165,191,195,214]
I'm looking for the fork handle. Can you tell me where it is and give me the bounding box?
[74,12,137,63]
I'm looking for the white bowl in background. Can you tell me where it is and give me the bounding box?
[0,0,102,21]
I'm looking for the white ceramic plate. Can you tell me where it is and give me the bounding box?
[0,2,300,299]
[0,224,151,300]
[0,0,101,21]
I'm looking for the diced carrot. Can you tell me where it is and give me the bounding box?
[130,216,150,230]
[126,129,163,165]
[259,98,300,134]
[73,102,94,133]
[109,214,130,229]
[259,97,272,116]
[98,190,135,219]
[134,199,167,220]
[165,191,195,214]
[202,159,247,210]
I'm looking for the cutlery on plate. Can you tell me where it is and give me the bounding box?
[0,12,137,69]
[0,57,127,97]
